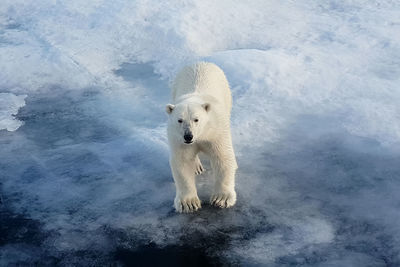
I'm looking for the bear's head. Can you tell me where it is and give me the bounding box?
[166,102,210,145]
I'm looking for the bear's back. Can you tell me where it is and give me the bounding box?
[171,62,232,113]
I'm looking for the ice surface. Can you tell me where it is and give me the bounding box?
[0,93,26,131]
[1,0,400,265]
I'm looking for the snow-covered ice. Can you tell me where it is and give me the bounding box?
[0,93,26,131]
[1,1,400,265]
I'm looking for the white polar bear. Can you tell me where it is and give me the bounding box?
[166,62,238,213]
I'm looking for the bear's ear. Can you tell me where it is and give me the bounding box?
[202,103,210,112]
[166,104,175,114]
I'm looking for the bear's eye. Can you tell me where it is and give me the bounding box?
[178,119,183,123]
[194,119,199,122]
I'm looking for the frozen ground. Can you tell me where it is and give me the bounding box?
[1,1,400,265]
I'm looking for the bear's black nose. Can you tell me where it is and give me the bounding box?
[184,133,193,142]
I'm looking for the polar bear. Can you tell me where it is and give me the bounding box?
[166,62,238,213]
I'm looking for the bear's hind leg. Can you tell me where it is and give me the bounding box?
[195,155,205,175]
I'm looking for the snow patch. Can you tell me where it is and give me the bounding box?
[0,93,26,131]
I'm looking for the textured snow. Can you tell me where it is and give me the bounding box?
[1,0,400,265]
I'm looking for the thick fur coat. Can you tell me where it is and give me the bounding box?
[166,62,237,213]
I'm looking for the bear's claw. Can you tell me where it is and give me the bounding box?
[210,190,236,208]
[174,196,202,213]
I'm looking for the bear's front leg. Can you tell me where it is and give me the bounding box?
[210,142,238,208]
[169,156,201,213]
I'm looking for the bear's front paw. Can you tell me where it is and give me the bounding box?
[174,195,202,213]
[210,190,236,208]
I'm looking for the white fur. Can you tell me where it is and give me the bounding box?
[166,62,238,213]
